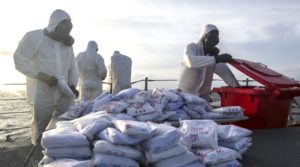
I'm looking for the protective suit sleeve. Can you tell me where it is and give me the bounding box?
[14,32,41,78]
[58,78,76,98]
[183,43,215,68]
[96,54,107,80]
[214,63,240,87]
[68,47,79,87]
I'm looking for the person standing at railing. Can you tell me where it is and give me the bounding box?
[13,9,79,145]
[109,51,132,94]
[178,24,240,102]
[76,41,107,101]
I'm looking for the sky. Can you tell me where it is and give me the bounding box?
[0,0,300,90]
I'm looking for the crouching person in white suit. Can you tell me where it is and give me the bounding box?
[178,24,240,102]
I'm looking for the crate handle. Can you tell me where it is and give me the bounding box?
[257,62,267,68]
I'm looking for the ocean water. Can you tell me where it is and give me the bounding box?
[0,90,31,147]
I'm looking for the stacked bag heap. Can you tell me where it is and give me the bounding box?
[39,88,251,167]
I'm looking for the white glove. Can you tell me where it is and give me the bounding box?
[58,79,76,98]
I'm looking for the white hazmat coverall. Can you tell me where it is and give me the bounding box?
[109,51,132,94]
[178,25,239,102]
[76,41,107,101]
[14,9,78,145]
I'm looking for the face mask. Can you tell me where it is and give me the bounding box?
[54,20,72,37]
[44,20,75,46]
[204,30,219,47]
[44,29,75,46]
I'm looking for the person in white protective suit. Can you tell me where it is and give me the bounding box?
[109,51,132,94]
[14,9,79,145]
[178,24,240,102]
[76,41,107,101]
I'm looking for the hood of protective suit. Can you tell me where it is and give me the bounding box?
[46,9,71,32]
[199,24,218,41]
[113,50,120,56]
[86,41,98,52]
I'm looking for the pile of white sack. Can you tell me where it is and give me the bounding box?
[39,88,251,167]
[40,121,93,166]
[180,120,252,167]
[40,115,252,167]
[39,117,203,166]
[59,88,245,122]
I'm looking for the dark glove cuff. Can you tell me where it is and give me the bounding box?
[214,55,219,63]
[69,85,79,98]
[69,85,75,90]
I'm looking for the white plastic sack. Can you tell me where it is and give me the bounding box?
[94,140,142,160]
[112,88,140,101]
[193,146,240,165]
[156,111,177,122]
[217,125,252,142]
[186,103,211,114]
[180,120,218,148]
[179,136,193,150]
[154,151,199,167]
[98,127,148,145]
[113,120,157,137]
[167,114,190,121]
[71,112,112,140]
[128,90,150,103]
[92,94,113,112]
[44,146,91,159]
[109,113,136,121]
[202,112,224,119]
[160,88,184,110]
[182,106,202,119]
[184,161,205,167]
[44,159,92,167]
[94,153,140,167]
[161,88,183,101]
[179,92,207,105]
[149,89,170,113]
[212,106,244,118]
[136,111,161,122]
[58,101,91,120]
[80,102,94,116]
[166,101,184,111]
[167,109,191,121]
[97,101,129,113]
[145,144,187,163]
[41,128,89,149]
[179,91,204,103]
[38,156,55,166]
[93,91,110,102]
[126,103,156,116]
[219,137,252,151]
[211,160,242,167]
[55,121,77,130]
[238,142,252,155]
[142,125,182,153]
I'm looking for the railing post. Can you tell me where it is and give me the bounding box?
[246,78,249,86]
[144,77,148,91]
[109,82,113,94]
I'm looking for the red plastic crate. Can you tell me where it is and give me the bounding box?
[213,59,300,129]
[213,86,296,129]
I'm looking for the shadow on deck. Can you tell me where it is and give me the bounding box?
[242,126,300,167]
